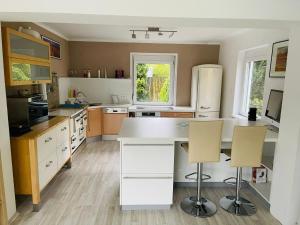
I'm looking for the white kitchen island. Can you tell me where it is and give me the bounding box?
[118,118,278,210]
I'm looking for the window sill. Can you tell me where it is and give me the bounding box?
[232,114,248,120]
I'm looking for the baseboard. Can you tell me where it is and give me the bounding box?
[102,135,118,141]
[86,136,102,143]
[174,181,231,188]
[8,212,19,225]
[121,205,171,210]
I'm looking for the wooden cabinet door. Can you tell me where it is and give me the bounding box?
[160,112,194,118]
[103,113,128,135]
[86,108,102,137]
[0,154,8,225]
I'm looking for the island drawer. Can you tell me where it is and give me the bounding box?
[121,144,174,174]
[121,176,173,205]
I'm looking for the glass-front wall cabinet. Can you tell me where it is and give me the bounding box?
[2,27,51,86]
[10,34,50,60]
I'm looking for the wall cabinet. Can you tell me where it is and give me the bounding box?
[0,154,8,225]
[160,112,194,118]
[10,117,71,211]
[103,113,128,135]
[2,27,51,86]
[86,108,102,137]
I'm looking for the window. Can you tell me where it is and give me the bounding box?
[241,59,267,116]
[132,53,177,105]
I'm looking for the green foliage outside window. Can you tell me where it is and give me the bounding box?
[12,63,31,81]
[136,63,171,103]
[249,60,267,116]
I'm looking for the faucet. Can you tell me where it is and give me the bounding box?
[74,91,88,104]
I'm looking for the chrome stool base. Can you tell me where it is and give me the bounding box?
[220,195,256,216]
[181,196,217,217]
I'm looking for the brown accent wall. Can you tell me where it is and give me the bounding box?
[69,42,219,106]
[1,22,69,108]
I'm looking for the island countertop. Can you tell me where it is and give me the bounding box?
[117,117,278,142]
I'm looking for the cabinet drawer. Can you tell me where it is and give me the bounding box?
[57,144,70,168]
[38,152,57,190]
[56,120,70,147]
[122,144,174,174]
[121,176,173,205]
[37,129,57,163]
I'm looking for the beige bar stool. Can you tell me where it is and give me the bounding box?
[181,120,223,217]
[220,125,267,216]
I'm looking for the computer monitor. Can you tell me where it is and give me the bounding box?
[265,89,283,127]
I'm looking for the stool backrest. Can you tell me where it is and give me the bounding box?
[188,120,223,163]
[230,126,267,167]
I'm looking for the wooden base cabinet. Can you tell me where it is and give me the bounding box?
[10,117,71,211]
[160,112,194,118]
[103,113,128,135]
[0,154,8,225]
[86,108,102,137]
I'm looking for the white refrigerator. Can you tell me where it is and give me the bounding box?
[190,64,223,118]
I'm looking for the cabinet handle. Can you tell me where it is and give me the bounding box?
[79,137,84,142]
[61,127,67,131]
[62,147,68,151]
[198,115,208,118]
[45,137,52,143]
[46,164,50,167]
[49,161,53,164]
[72,146,76,150]
[123,144,174,146]
[200,106,211,109]
[72,137,76,142]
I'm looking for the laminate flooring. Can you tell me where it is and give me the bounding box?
[12,140,281,225]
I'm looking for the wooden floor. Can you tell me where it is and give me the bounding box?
[12,140,281,225]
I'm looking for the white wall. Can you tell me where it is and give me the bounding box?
[270,26,300,225]
[58,77,132,105]
[219,29,288,117]
[0,25,17,220]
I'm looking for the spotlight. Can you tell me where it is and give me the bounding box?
[169,32,175,38]
[145,31,150,39]
[132,31,136,39]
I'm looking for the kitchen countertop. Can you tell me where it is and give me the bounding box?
[11,116,68,140]
[118,117,278,142]
[49,107,87,118]
[49,104,195,117]
[128,105,195,112]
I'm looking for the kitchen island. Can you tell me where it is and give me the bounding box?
[117,117,278,210]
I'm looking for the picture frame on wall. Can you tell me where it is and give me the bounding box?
[269,40,289,78]
[41,35,61,59]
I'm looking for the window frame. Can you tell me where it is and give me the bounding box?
[239,55,267,117]
[130,53,178,106]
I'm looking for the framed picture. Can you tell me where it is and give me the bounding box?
[269,40,289,78]
[41,35,61,59]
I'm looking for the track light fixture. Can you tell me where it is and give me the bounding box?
[131,31,136,39]
[130,27,177,39]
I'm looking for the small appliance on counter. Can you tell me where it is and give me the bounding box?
[7,94,52,136]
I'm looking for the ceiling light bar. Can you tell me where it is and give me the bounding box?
[129,27,177,39]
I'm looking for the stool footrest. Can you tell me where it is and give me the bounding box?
[223,177,248,186]
[185,172,211,181]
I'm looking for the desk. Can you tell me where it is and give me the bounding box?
[118,118,278,210]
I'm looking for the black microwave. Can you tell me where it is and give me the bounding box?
[7,95,50,136]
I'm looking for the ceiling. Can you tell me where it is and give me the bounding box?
[40,23,248,44]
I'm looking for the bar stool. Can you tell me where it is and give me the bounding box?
[220,125,267,216]
[181,120,223,217]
